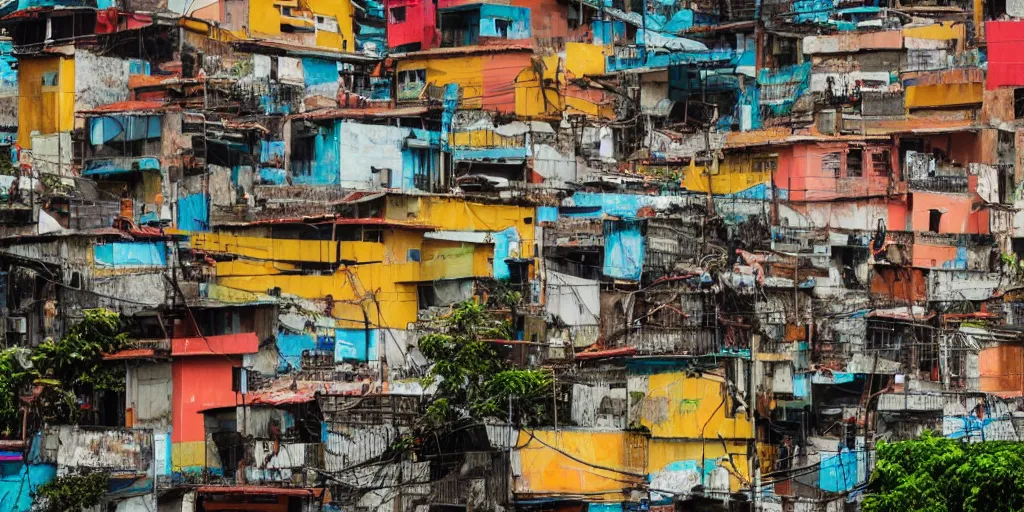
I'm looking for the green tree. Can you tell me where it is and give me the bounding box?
[34,472,110,512]
[864,431,1024,512]
[418,300,552,430]
[0,308,129,435]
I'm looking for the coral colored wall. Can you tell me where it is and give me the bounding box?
[909,191,990,235]
[171,356,241,471]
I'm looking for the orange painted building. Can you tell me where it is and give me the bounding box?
[979,345,1024,397]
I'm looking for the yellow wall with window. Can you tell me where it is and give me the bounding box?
[397,56,484,109]
[247,0,354,51]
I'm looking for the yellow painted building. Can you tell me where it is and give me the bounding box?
[905,82,983,109]
[640,371,754,493]
[515,429,646,501]
[191,195,536,331]
[513,371,755,500]
[17,56,75,149]
[641,153,775,197]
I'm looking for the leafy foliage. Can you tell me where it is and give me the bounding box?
[0,309,128,435]
[419,300,552,429]
[34,472,110,512]
[864,431,1024,512]
[0,348,37,437]
[32,308,129,394]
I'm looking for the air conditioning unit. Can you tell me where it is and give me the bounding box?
[8,317,26,334]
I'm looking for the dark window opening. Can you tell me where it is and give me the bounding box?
[494,18,510,38]
[1014,88,1024,119]
[390,6,406,22]
[847,148,863,177]
[929,209,942,232]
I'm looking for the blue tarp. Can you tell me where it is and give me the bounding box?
[82,157,161,177]
[260,140,285,164]
[94,242,168,267]
[303,58,339,88]
[492,226,521,280]
[537,206,558,223]
[793,373,809,398]
[277,331,317,372]
[758,63,812,116]
[588,504,624,512]
[604,220,645,281]
[0,463,56,511]
[258,167,287,185]
[89,115,162,145]
[177,193,209,232]
[820,448,860,492]
[335,328,378,362]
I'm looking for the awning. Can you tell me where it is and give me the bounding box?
[172,332,259,357]
[82,157,161,177]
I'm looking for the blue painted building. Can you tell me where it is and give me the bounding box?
[438,3,531,47]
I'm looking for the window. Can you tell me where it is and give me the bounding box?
[397,69,427,100]
[847,148,863,177]
[390,6,406,22]
[1015,88,1024,119]
[752,157,778,174]
[494,18,510,38]
[928,209,942,232]
[871,150,892,177]
[822,152,841,178]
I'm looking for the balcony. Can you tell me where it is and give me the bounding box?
[908,175,969,194]
[245,441,323,485]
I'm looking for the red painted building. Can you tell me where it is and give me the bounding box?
[386,0,439,52]
[986,21,1024,89]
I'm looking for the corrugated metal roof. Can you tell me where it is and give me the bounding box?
[290,106,432,121]
[390,43,533,59]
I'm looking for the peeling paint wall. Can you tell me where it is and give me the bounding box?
[74,50,144,112]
